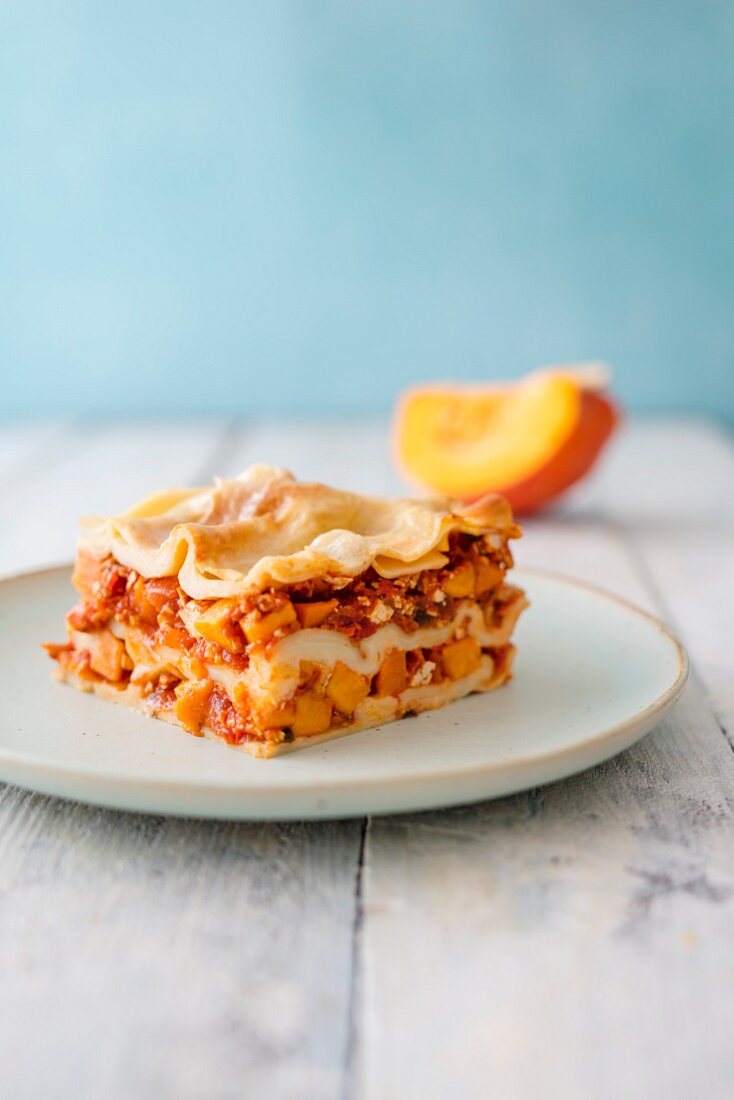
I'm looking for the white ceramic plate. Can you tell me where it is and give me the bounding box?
[0,566,687,820]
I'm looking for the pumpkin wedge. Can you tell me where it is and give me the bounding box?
[394,364,619,514]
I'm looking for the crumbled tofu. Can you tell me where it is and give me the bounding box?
[368,601,394,624]
[410,661,436,687]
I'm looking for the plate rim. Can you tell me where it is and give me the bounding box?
[0,562,689,800]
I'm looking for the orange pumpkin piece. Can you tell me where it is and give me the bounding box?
[174,679,214,734]
[291,692,333,737]
[374,649,408,697]
[132,577,160,624]
[259,699,297,729]
[474,557,504,596]
[443,561,476,598]
[159,626,190,651]
[394,365,619,514]
[189,655,210,680]
[326,662,370,716]
[241,601,297,644]
[89,631,126,681]
[441,637,482,681]
[194,600,244,653]
[294,600,338,628]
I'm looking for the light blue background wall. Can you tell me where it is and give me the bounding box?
[2,2,733,418]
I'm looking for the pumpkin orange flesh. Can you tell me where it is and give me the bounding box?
[394,375,619,514]
[394,373,583,498]
[497,391,620,513]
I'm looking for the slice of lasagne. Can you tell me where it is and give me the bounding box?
[45,466,527,757]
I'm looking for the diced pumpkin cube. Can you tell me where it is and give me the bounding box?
[132,577,159,624]
[76,654,101,682]
[235,685,298,734]
[291,692,333,737]
[232,682,251,718]
[174,679,214,734]
[260,699,297,729]
[326,662,370,716]
[374,649,408,697]
[443,561,476,598]
[194,599,243,653]
[474,556,504,596]
[89,631,126,681]
[242,601,297,644]
[189,655,209,680]
[159,626,189,651]
[441,637,482,681]
[132,576,180,623]
[294,599,338,628]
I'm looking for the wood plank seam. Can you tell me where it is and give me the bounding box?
[342,815,370,1100]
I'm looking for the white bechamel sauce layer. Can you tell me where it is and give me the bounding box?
[77,595,526,709]
[248,595,526,702]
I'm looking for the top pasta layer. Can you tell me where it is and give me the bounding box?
[78,465,520,599]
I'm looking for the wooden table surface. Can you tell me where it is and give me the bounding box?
[0,417,732,1100]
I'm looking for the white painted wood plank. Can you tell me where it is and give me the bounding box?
[355,684,734,1100]
[353,418,734,1100]
[0,420,228,576]
[217,417,402,497]
[502,419,734,733]
[0,422,70,479]
[586,419,734,740]
[0,789,363,1100]
[516,513,658,613]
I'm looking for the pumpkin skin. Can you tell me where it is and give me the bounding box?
[393,369,620,515]
[489,389,620,514]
